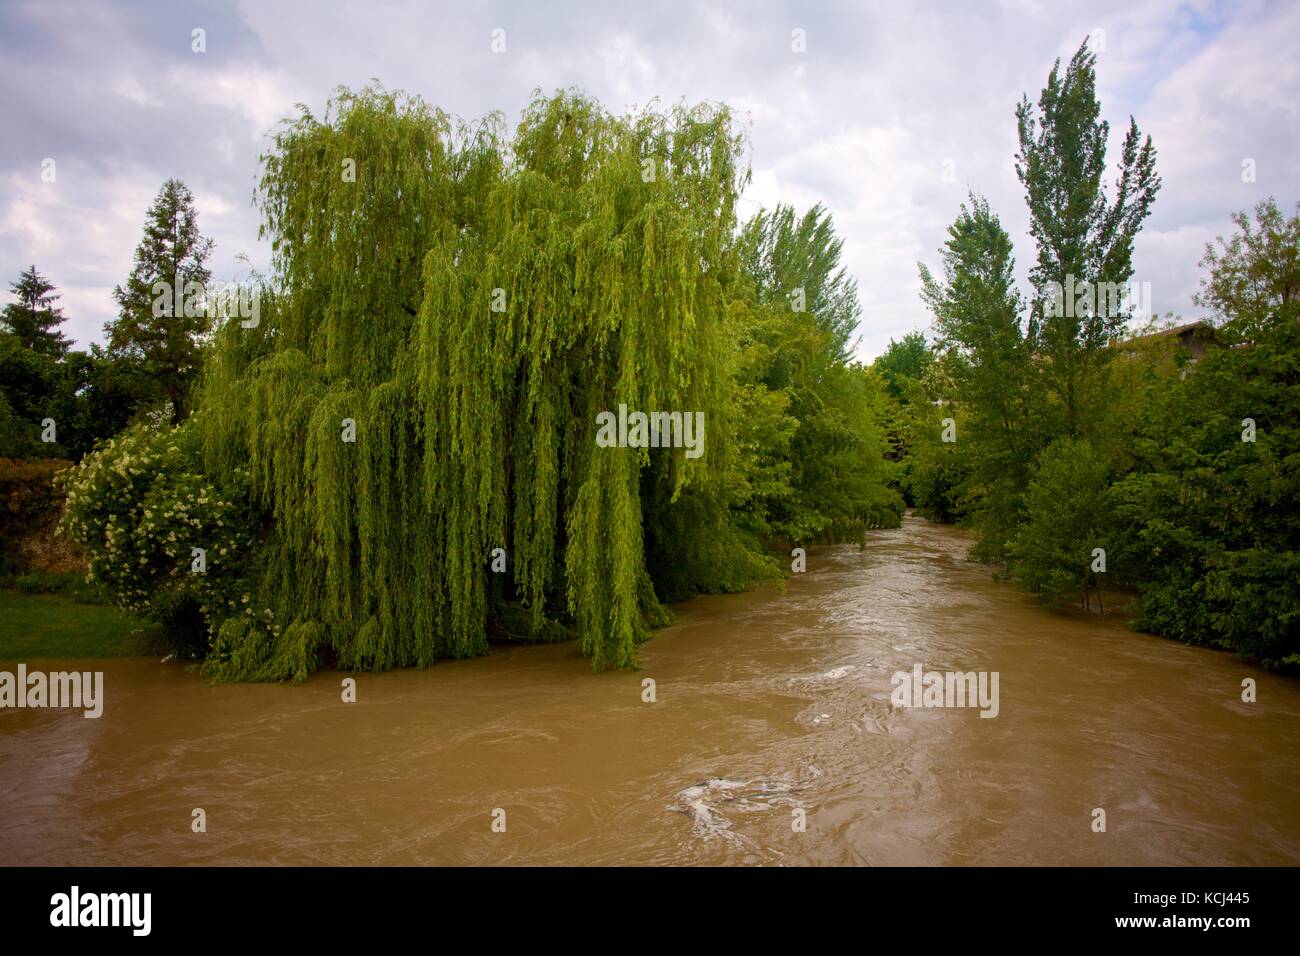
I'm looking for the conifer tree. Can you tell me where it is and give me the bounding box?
[108,178,214,421]
[2,265,71,357]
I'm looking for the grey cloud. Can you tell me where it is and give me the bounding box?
[1,0,1296,358]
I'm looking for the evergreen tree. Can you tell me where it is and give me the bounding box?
[2,265,71,357]
[108,178,214,421]
[0,335,56,457]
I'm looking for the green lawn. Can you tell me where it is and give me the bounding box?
[0,589,162,660]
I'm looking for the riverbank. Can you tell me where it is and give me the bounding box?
[0,589,162,660]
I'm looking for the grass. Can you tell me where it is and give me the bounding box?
[0,588,163,660]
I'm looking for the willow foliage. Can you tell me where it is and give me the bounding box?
[190,86,752,677]
[51,83,904,680]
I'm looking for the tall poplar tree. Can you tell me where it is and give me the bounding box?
[732,204,898,544]
[738,203,861,360]
[1015,39,1160,438]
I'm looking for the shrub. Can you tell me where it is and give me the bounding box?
[1008,438,1113,607]
[4,570,108,602]
[57,420,256,658]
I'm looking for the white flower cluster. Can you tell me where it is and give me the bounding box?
[58,426,257,620]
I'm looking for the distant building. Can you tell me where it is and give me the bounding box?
[1122,319,1219,362]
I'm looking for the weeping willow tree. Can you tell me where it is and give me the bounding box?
[192,85,753,678]
[57,83,902,679]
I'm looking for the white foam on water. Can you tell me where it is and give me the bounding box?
[668,777,802,850]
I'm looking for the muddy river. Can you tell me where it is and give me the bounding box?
[2,514,1298,865]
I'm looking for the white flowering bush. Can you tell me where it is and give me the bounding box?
[57,422,256,658]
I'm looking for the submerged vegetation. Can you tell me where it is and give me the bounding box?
[59,85,901,679]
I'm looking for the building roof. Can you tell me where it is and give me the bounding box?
[1125,319,1217,344]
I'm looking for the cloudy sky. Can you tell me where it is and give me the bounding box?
[1,0,1296,361]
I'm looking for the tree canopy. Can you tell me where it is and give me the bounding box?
[62,84,899,678]
[894,37,1298,668]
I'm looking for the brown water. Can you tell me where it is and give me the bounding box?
[2,514,1298,866]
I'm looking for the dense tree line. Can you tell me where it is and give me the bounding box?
[883,42,1299,669]
[1,179,217,459]
[32,47,1298,675]
[59,85,901,676]
[1,267,136,460]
